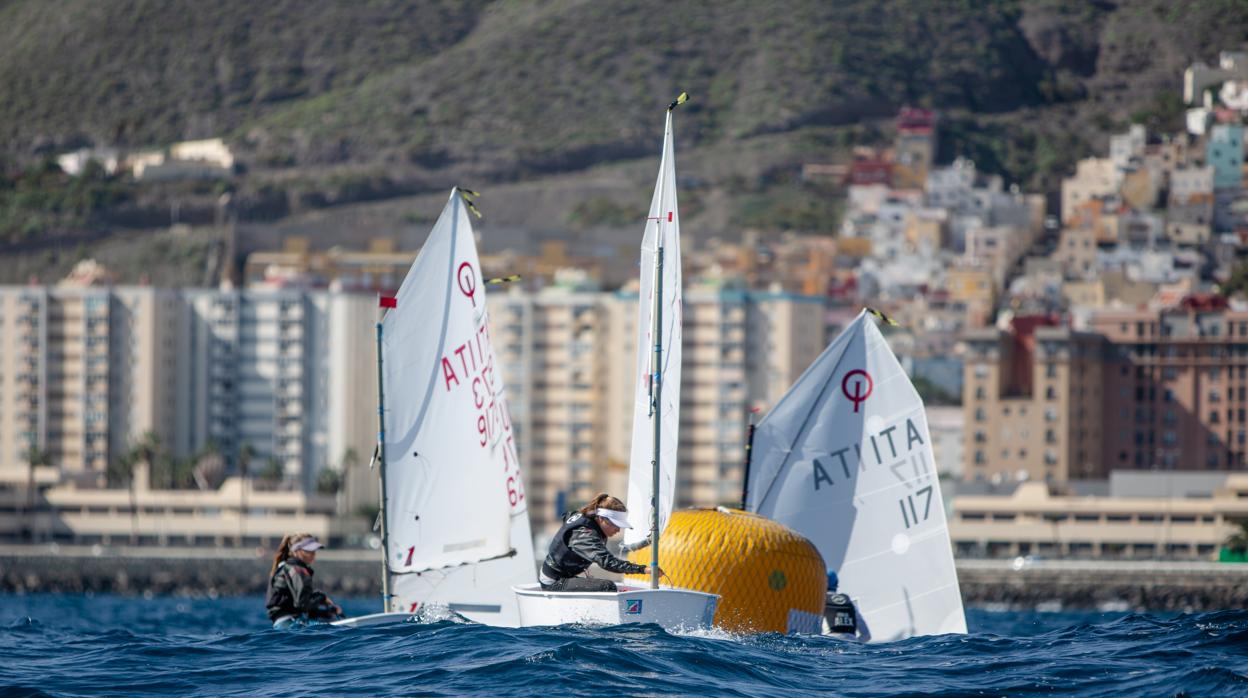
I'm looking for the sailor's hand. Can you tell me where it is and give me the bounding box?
[644,565,668,581]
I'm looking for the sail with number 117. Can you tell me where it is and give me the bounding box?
[746,309,967,641]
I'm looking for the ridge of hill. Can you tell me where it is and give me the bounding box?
[4,0,1246,185]
[0,0,1246,282]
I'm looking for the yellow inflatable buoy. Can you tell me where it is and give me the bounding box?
[625,508,826,634]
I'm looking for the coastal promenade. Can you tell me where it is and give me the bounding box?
[1,545,1246,611]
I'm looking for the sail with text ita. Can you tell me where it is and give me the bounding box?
[623,110,684,549]
[381,189,535,626]
[745,309,966,641]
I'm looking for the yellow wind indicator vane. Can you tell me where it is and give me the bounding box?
[456,187,482,218]
[865,306,900,327]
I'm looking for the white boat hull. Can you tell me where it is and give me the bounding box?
[331,611,414,628]
[512,583,718,631]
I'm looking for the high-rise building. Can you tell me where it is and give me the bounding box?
[1092,297,1248,472]
[490,286,826,534]
[962,316,1104,484]
[177,289,377,492]
[490,288,610,530]
[0,281,827,536]
[0,286,377,503]
[962,297,1248,483]
[0,287,180,483]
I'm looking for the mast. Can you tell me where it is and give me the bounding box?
[375,314,392,611]
[741,409,758,509]
[647,94,686,589]
[649,240,664,590]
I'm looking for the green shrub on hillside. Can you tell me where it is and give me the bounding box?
[0,160,130,241]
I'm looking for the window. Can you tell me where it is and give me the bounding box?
[1046,363,1057,378]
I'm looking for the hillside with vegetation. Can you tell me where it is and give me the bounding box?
[0,0,1246,280]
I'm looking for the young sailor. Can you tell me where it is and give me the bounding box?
[266,533,344,628]
[540,493,664,592]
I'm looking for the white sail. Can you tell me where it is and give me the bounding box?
[746,310,966,641]
[382,190,535,626]
[624,110,683,548]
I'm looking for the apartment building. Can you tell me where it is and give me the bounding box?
[0,278,826,539]
[963,296,1248,483]
[1061,158,1117,224]
[175,289,377,493]
[1091,297,1248,472]
[0,287,181,483]
[0,286,377,505]
[489,288,609,529]
[962,316,1105,483]
[489,287,826,534]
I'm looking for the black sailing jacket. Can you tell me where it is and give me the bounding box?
[265,557,337,622]
[542,512,647,581]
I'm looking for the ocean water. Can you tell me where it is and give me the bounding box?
[1,595,1246,697]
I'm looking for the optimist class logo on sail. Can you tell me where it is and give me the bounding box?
[438,259,526,509]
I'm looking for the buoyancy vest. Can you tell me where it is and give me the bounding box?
[541,512,604,580]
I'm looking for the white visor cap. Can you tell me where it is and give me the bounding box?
[595,508,633,529]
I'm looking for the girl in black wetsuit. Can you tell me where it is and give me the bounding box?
[539,493,665,592]
[265,533,343,627]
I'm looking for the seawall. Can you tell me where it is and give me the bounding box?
[2,546,1247,611]
[0,545,379,597]
[956,559,1248,611]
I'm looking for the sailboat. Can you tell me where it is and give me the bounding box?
[744,309,967,642]
[512,95,718,630]
[335,188,537,628]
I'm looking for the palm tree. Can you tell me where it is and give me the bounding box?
[109,432,159,545]
[135,431,161,487]
[258,456,284,490]
[237,442,254,547]
[339,447,359,517]
[108,451,139,544]
[22,444,49,541]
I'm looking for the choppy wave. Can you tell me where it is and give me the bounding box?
[1,594,1247,697]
